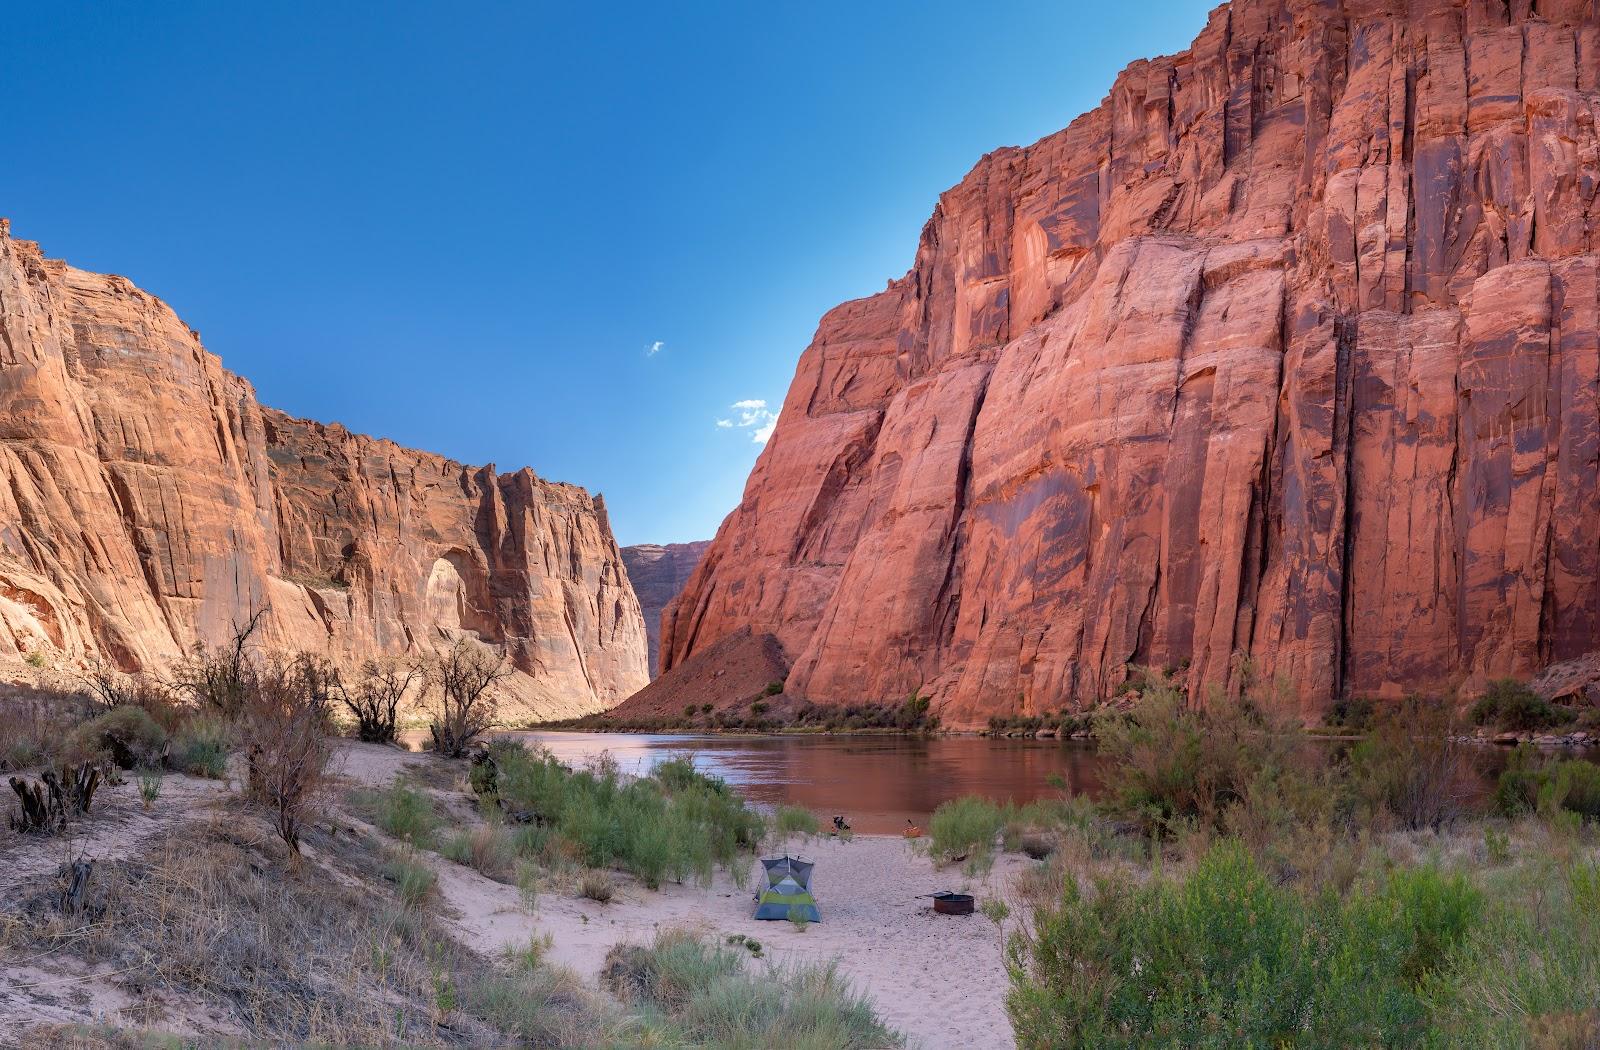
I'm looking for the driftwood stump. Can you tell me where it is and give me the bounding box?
[9,775,62,832]
[57,860,94,915]
[9,763,103,832]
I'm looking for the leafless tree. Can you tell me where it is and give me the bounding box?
[173,607,269,718]
[336,658,426,744]
[429,640,510,757]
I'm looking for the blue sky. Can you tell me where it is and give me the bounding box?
[7,1,1212,545]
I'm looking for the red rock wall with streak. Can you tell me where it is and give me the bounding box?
[0,226,648,719]
[662,0,1600,726]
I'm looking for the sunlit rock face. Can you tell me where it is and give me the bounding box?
[0,223,648,719]
[662,0,1600,727]
[621,542,711,676]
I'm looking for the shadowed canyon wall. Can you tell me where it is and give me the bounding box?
[663,0,1600,726]
[0,223,647,719]
[621,541,711,676]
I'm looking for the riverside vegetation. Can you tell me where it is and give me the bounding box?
[922,670,1600,1049]
[0,620,900,1048]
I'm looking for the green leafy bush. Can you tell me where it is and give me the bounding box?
[1495,746,1600,821]
[1347,698,1472,829]
[67,706,168,768]
[1093,676,1312,837]
[1006,841,1480,1048]
[1470,679,1572,731]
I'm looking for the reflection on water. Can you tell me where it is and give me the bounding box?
[394,729,1599,836]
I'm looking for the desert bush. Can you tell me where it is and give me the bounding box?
[170,715,230,778]
[172,608,267,718]
[1324,695,1377,733]
[1006,840,1481,1048]
[238,654,334,856]
[580,870,615,902]
[1093,673,1313,837]
[429,639,510,757]
[1495,746,1600,822]
[1470,678,1572,731]
[65,705,167,769]
[1348,697,1474,829]
[336,657,425,744]
[441,824,516,880]
[603,929,900,1048]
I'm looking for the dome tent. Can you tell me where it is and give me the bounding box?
[753,855,821,922]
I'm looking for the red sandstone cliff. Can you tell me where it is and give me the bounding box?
[0,224,648,719]
[662,0,1600,726]
[621,541,711,676]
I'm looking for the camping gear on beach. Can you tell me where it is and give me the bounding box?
[753,855,821,922]
[832,815,851,832]
[928,891,975,916]
[902,820,922,839]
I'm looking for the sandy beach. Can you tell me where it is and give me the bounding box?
[340,743,1029,1049]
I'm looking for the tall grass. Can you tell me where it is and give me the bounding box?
[351,782,444,848]
[604,929,902,1048]
[484,744,765,889]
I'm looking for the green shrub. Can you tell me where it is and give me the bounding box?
[357,783,444,848]
[1495,746,1600,821]
[1325,695,1377,732]
[1470,679,1572,731]
[1006,840,1481,1048]
[170,715,231,778]
[67,706,168,768]
[928,796,1006,866]
[763,680,784,697]
[1347,698,1472,829]
[1093,676,1312,837]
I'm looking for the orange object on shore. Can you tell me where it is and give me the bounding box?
[903,820,922,839]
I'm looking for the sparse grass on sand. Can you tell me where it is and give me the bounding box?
[1,808,604,1047]
[603,928,903,1049]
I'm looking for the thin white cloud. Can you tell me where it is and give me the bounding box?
[646,340,664,356]
[717,398,779,444]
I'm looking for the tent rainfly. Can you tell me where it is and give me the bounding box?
[753,855,821,922]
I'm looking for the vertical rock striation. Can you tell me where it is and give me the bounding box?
[621,541,711,676]
[663,0,1600,725]
[0,224,647,718]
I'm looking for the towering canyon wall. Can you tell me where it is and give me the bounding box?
[0,223,647,719]
[621,541,711,676]
[663,0,1600,726]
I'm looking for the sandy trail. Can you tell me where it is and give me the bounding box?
[341,742,1026,1050]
